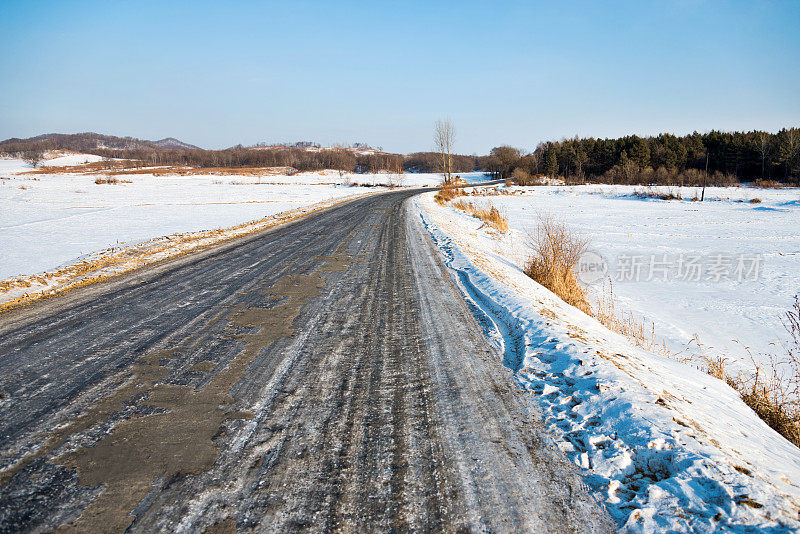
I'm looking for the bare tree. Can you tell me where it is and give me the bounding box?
[22,148,45,168]
[434,118,455,184]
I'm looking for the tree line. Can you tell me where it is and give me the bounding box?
[92,147,408,173]
[404,152,481,173]
[4,128,798,183]
[0,133,485,174]
[485,128,800,185]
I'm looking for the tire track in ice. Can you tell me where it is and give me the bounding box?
[419,210,525,373]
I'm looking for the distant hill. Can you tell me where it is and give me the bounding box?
[248,141,386,157]
[152,137,201,150]
[0,132,201,154]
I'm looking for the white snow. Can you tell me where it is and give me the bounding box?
[41,153,105,167]
[0,173,361,281]
[415,190,800,532]
[448,184,800,375]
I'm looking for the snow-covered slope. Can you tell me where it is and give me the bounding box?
[152,137,200,150]
[415,191,800,533]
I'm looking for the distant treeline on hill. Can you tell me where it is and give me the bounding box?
[0,132,200,153]
[113,148,483,174]
[0,133,483,174]
[97,146,408,173]
[3,129,798,183]
[485,128,799,185]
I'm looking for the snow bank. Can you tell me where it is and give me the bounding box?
[415,191,800,532]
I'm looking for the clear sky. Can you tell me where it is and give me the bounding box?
[1,1,798,154]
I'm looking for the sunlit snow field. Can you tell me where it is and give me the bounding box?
[0,155,486,281]
[475,184,800,371]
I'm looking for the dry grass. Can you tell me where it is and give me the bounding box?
[434,184,465,205]
[23,159,137,175]
[521,212,800,448]
[633,186,683,201]
[753,179,784,189]
[595,284,800,448]
[468,186,518,197]
[716,297,800,447]
[596,285,800,448]
[593,282,673,358]
[94,176,119,185]
[600,285,800,448]
[523,214,590,313]
[749,198,762,204]
[450,200,509,231]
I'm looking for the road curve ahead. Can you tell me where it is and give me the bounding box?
[0,189,611,532]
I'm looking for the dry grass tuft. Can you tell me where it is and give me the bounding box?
[434,184,465,205]
[94,176,119,185]
[731,297,800,447]
[753,179,784,189]
[451,200,509,232]
[662,296,800,448]
[633,186,683,201]
[523,214,590,313]
[592,282,673,358]
[749,198,762,204]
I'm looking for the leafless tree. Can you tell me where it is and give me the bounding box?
[434,118,455,184]
[22,149,45,168]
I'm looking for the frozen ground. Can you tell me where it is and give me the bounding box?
[416,191,800,532]
[453,184,800,373]
[0,155,484,282]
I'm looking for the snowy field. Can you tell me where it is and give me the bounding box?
[0,173,365,281]
[0,155,483,282]
[415,191,800,532]
[458,184,800,373]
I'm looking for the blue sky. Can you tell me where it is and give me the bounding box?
[1,1,798,154]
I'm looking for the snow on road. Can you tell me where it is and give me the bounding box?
[415,190,800,533]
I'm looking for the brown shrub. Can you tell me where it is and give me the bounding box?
[753,179,784,189]
[94,176,119,185]
[512,167,534,186]
[524,214,590,313]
